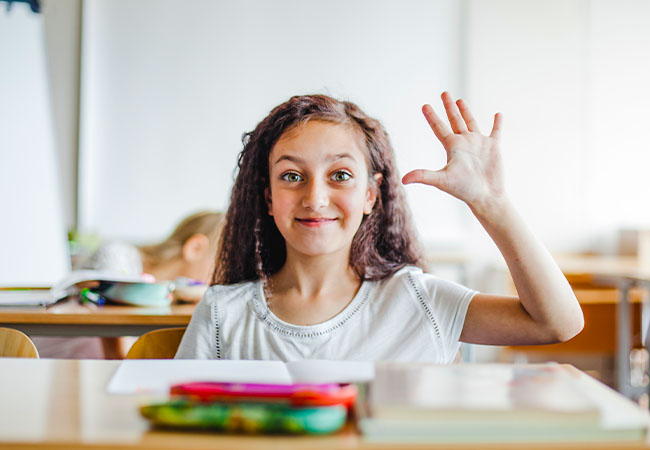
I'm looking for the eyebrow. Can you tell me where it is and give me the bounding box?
[272,153,357,166]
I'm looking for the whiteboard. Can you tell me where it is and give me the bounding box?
[0,4,70,286]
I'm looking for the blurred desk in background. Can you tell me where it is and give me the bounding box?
[506,254,650,396]
[0,298,195,337]
[558,255,650,285]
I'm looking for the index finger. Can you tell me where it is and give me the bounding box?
[422,104,452,142]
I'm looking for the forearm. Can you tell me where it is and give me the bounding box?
[471,198,584,342]
[406,92,583,343]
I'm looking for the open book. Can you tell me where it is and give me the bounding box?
[107,359,375,394]
[0,270,152,307]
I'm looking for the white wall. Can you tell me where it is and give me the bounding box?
[0,4,70,286]
[79,0,464,245]
[77,0,650,286]
[587,0,650,244]
[464,0,650,258]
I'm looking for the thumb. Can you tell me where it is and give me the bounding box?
[402,169,448,190]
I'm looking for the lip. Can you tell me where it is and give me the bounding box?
[295,217,337,228]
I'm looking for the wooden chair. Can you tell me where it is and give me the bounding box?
[125,327,186,359]
[0,327,39,358]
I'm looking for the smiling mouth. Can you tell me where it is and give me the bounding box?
[295,218,337,227]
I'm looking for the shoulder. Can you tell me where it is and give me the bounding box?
[375,265,430,294]
[188,280,259,327]
[376,265,476,302]
[202,280,260,307]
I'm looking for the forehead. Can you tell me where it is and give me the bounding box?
[270,120,368,166]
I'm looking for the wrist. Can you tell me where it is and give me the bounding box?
[469,195,514,224]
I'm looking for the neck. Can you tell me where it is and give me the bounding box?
[270,249,359,299]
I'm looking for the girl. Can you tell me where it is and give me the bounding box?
[175,93,584,362]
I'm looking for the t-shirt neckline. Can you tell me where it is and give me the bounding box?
[251,278,373,337]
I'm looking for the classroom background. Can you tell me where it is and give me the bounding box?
[1,0,650,371]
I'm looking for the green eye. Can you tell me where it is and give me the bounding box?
[282,172,303,182]
[332,171,351,182]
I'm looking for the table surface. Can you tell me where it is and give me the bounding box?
[0,358,648,450]
[0,299,195,337]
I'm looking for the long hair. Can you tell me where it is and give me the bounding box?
[139,211,224,269]
[213,95,423,284]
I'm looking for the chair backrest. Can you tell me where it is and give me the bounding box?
[0,327,39,358]
[125,327,186,359]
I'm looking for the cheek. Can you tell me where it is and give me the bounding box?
[268,192,296,223]
[338,192,367,222]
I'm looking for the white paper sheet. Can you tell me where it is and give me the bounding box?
[106,359,375,394]
[286,359,375,384]
[106,360,293,394]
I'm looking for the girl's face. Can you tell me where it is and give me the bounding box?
[266,121,379,261]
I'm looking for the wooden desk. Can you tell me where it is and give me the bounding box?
[506,255,650,396]
[556,255,649,282]
[0,358,647,450]
[557,255,650,397]
[0,298,195,337]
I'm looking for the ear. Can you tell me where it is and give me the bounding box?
[264,187,273,216]
[181,233,210,262]
[363,173,383,215]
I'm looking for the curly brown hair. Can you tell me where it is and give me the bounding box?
[213,94,424,284]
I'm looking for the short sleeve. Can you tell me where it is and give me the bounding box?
[175,289,218,359]
[412,272,477,362]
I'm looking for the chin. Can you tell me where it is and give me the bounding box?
[283,238,339,257]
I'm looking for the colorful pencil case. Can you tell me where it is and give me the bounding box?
[140,400,348,434]
[170,381,358,407]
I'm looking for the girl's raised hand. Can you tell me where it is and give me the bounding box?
[402,92,505,215]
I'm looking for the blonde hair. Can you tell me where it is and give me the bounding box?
[139,211,224,268]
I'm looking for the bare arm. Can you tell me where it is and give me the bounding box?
[402,92,583,345]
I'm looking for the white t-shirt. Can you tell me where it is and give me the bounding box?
[176,266,476,363]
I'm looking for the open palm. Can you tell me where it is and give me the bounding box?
[402,92,505,211]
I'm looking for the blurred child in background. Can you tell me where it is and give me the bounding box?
[34,210,224,359]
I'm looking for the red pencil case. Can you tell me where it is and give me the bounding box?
[170,381,358,407]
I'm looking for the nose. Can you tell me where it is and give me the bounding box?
[302,178,329,210]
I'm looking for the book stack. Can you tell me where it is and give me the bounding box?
[356,362,650,443]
